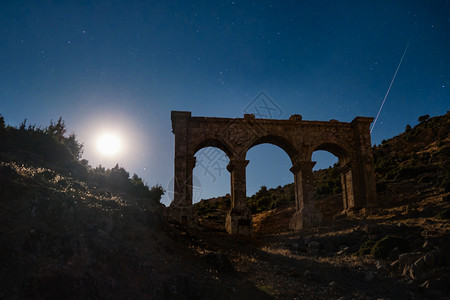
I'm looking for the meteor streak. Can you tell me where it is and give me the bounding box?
[371,40,411,133]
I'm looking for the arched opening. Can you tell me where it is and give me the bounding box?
[311,142,352,221]
[312,151,338,171]
[193,138,234,159]
[193,146,231,231]
[311,150,342,221]
[245,143,294,233]
[248,135,297,164]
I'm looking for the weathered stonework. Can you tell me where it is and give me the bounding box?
[170,111,377,235]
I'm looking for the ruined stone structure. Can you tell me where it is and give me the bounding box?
[170,111,377,235]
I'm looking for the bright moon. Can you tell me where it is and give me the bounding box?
[96,133,121,156]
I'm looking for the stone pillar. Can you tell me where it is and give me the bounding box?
[289,161,323,231]
[351,117,378,209]
[225,159,252,235]
[339,162,360,212]
[169,111,197,226]
[340,173,348,212]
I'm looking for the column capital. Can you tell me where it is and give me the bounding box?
[227,159,249,172]
[290,161,316,174]
[337,161,357,173]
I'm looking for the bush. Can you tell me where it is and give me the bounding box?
[418,114,430,123]
[148,184,165,205]
[370,235,409,259]
[0,115,5,130]
[356,239,376,256]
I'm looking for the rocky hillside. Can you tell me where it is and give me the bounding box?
[0,117,265,299]
[192,112,450,298]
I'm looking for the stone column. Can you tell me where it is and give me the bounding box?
[225,159,252,235]
[289,161,323,231]
[169,111,197,226]
[339,162,360,212]
[351,117,378,209]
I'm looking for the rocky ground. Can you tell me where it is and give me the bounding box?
[190,184,450,299]
[2,163,450,299]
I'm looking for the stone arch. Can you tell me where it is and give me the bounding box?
[244,140,295,207]
[193,138,235,159]
[169,111,377,235]
[246,135,299,164]
[311,141,352,162]
[310,142,357,214]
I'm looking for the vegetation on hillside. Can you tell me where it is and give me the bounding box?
[373,112,450,193]
[0,115,164,204]
[0,115,174,298]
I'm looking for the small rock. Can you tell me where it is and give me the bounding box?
[419,280,430,289]
[398,252,423,270]
[376,260,388,272]
[422,240,432,250]
[336,246,350,255]
[390,260,399,270]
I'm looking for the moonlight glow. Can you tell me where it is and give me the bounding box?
[96,133,122,156]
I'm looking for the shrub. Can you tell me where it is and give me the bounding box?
[148,184,165,205]
[64,133,83,160]
[418,114,430,123]
[356,239,376,256]
[370,235,409,259]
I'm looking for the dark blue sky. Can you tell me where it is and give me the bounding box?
[1,1,449,205]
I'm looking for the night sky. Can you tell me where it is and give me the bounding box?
[1,1,449,205]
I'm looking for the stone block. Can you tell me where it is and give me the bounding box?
[225,207,252,235]
[168,205,198,227]
[289,208,323,231]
